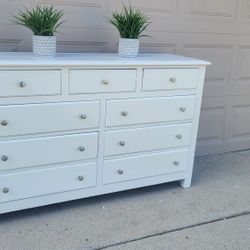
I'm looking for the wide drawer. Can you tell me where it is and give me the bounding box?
[0,101,100,137]
[106,96,196,127]
[103,150,188,184]
[143,68,199,91]
[0,133,98,171]
[0,70,61,97]
[0,162,97,203]
[69,69,137,94]
[105,123,192,156]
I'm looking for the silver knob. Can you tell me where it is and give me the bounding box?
[79,146,85,152]
[170,77,176,83]
[102,79,109,85]
[1,120,8,126]
[78,176,84,181]
[121,111,128,117]
[173,161,179,166]
[119,141,126,146]
[1,155,8,162]
[176,135,182,140]
[117,170,124,175]
[2,187,9,194]
[80,114,87,120]
[180,107,186,112]
[19,81,26,88]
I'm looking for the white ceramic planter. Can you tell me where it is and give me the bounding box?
[33,35,56,57]
[118,38,139,57]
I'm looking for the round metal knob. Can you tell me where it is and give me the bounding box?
[173,161,179,166]
[2,187,9,194]
[80,114,87,120]
[176,135,182,140]
[117,170,124,175]
[170,77,176,83]
[79,146,85,152]
[1,155,8,162]
[102,80,109,85]
[121,111,128,117]
[119,141,126,146]
[78,176,84,181]
[19,81,26,88]
[180,107,186,112]
[1,120,8,126]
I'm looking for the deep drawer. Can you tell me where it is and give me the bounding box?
[0,163,97,203]
[105,123,192,156]
[143,68,199,91]
[0,101,100,137]
[69,69,136,94]
[106,96,196,127]
[103,150,188,184]
[0,70,61,97]
[0,133,98,171]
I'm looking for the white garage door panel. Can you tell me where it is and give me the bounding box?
[233,46,250,96]
[185,0,238,21]
[196,97,227,155]
[227,95,250,151]
[1,0,250,155]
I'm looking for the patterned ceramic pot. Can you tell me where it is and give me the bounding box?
[33,35,56,57]
[118,38,139,57]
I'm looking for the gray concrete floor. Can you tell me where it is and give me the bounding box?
[0,150,250,250]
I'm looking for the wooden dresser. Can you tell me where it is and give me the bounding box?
[0,53,210,213]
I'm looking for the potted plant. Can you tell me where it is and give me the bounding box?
[12,5,64,57]
[109,4,150,57]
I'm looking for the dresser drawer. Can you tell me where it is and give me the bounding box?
[0,70,61,97]
[0,101,100,137]
[0,163,97,203]
[0,133,98,171]
[69,69,136,94]
[106,96,196,127]
[143,68,199,91]
[105,123,192,156]
[103,150,188,184]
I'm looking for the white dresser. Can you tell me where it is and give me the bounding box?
[0,53,210,214]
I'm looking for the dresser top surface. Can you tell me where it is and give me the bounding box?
[0,52,210,67]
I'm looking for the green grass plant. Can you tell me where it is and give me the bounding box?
[12,5,64,36]
[109,4,150,39]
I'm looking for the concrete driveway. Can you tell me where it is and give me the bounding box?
[0,150,250,250]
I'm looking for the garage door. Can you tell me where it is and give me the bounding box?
[0,0,249,156]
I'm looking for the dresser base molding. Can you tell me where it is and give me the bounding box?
[0,53,210,214]
[0,172,188,214]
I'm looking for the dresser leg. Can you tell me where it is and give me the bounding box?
[180,178,192,188]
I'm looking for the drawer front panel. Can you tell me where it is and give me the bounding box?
[69,69,137,94]
[0,70,61,97]
[0,101,100,137]
[0,163,97,203]
[105,123,192,156]
[0,133,98,171]
[106,96,196,127]
[103,150,188,184]
[143,68,199,91]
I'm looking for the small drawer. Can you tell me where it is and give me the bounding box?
[105,123,192,156]
[0,101,100,137]
[0,163,97,203]
[0,70,61,97]
[106,96,196,127]
[0,133,98,171]
[103,150,188,184]
[143,68,199,91]
[69,69,136,94]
